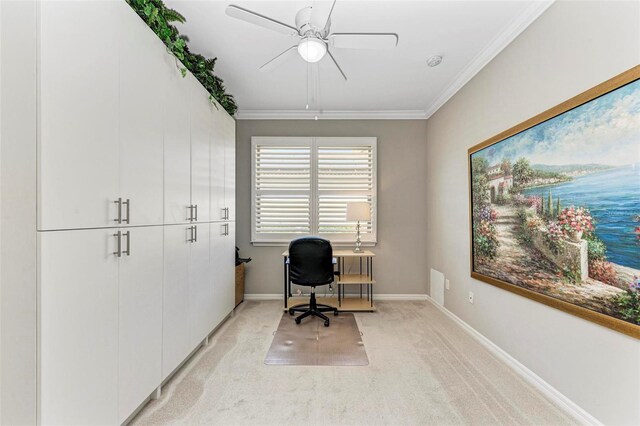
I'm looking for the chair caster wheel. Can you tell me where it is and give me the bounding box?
[333,310,339,316]
[324,320,330,327]
[295,317,301,325]
[289,309,294,316]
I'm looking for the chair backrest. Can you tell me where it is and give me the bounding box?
[288,237,334,286]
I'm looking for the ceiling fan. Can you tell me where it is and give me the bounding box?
[225,1,398,81]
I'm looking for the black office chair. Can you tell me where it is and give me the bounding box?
[287,237,339,327]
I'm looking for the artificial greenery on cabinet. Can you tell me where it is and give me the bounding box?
[127,0,237,115]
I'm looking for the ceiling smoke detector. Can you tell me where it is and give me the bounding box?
[427,55,443,67]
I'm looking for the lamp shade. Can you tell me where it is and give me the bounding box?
[346,202,371,222]
[297,37,327,63]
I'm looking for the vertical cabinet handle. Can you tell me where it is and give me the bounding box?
[226,207,230,220]
[122,231,131,256]
[221,207,226,220]
[194,204,198,222]
[114,198,122,223]
[224,223,229,236]
[188,226,195,243]
[123,199,130,224]
[194,225,198,242]
[113,231,122,257]
[187,205,193,222]
[221,223,225,236]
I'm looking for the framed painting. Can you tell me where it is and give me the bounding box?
[468,66,640,338]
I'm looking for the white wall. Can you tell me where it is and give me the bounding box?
[425,1,640,424]
[0,1,37,424]
[236,119,429,297]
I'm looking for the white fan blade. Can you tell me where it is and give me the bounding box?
[226,5,299,36]
[259,45,299,72]
[329,33,398,50]
[326,49,347,81]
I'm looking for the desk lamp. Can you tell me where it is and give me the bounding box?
[346,202,371,253]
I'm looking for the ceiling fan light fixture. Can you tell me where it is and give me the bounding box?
[298,37,327,63]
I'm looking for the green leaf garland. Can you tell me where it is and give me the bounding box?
[127,0,238,115]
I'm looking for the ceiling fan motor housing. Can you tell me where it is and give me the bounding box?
[295,6,328,38]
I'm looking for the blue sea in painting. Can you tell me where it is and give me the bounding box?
[524,165,640,270]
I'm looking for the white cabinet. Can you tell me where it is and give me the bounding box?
[39,226,164,425]
[36,1,237,423]
[38,1,120,231]
[189,76,212,223]
[211,222,236,327]
[163,67,192,225]
[210,109,226,222]
[224,119,237,221]
[118,8,165,227]
[39,229,119,425]
[39,1,167,230]
[165,74,218,225]
[189,223,213,346]
[210,107,236,222]
[118,227,163,423]
[162,225,192,380]
[163,223,214,379]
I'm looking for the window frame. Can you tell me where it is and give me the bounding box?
[251,136,377,246]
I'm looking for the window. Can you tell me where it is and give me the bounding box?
[252,137,377,245]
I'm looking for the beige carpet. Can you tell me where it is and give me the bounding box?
[131,301,577,425]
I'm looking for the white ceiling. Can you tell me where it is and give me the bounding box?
[165,0,552,119]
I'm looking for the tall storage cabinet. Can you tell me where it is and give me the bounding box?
[39,229,120,425]
[38,1,121,231]
[117,227,164,423]
[35,1,237,424]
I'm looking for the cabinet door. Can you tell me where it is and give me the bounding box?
[210,222,235,327]
[189,223,212,347]
[210,108,226,221]
[118,8,165,226]
[39,1,120,230]
[162,225,192,380]
[224,116,236,221]
[221,222,237,317]
[39,228,119,425]
[189,76,211,223]
[164,62,191,224]
[118,227,163,423]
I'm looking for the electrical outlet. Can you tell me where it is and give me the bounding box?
[445,279,450,290]
[468,291,474,304]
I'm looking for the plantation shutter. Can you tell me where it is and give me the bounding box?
[252,139,311,241]
[317,140,376,241]
[252,137,377,244]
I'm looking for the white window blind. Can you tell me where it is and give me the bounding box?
[252,137,377,245]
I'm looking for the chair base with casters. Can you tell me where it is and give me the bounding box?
[289,288,338,327]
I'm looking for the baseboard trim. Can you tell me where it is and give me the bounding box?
[424,296,602,426]
[244,294,282,300]
[244,293,429,301]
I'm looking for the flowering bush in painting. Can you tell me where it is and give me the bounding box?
[557,206,594,237]
[474,206,500,260]
[613,275,640,324]
[588,259,617,285]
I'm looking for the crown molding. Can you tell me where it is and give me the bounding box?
[424,0,554,119]
[235,109,428,120]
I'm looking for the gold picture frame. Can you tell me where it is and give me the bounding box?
[468,65,640,339]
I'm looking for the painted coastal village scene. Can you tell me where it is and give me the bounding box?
[470,79,640,326]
